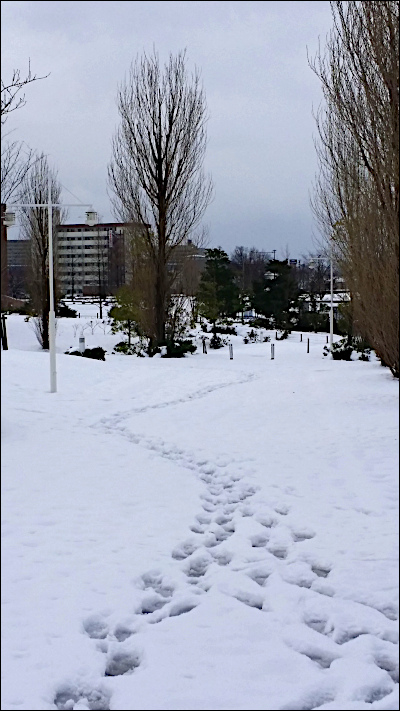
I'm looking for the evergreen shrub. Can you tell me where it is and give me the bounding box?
[209,334,226,349]
[57,302,77,318]
[66,347,106,361]
[323,336,353,360]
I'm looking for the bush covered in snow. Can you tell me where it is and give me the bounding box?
[66,347,106,361]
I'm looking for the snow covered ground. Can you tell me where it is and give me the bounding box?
[1,306,399,711]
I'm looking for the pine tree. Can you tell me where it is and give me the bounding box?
[197,248,240,332]
[251,260,300,330]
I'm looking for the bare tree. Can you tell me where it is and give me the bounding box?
[310,1,399,376]
[18,155,66,349]
[298,253,330,305]
[1,61,49,202]
[1,139,36,204]
[94,225,108,318]
[108,228,126,293]
[230,246,271,321]
[1,60,49,122]
[122,226,157,340]
[108,49,213,346]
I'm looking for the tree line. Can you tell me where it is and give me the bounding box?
[310,0,399,376]
[111,245,339,354]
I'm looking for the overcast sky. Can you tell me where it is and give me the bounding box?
[2,0,333,257]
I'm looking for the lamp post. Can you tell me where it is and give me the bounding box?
[308,249,334,355]
[3,181,97,392]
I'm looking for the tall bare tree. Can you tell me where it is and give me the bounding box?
[310,1,399,376]
[108,49,213,346]
[1,61,48,201]
[18,155,66,349]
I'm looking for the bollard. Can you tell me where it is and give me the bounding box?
[1,314,8,350]
[326,335,329,344]
[229,343,233,360]
[307,338,310,353]
[79,336,85,353]
[202,339,207,354]
[271,343,275,360]
[275,331,278,340]
[300,333,302,342]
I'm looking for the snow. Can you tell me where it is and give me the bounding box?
[1,306,399,711]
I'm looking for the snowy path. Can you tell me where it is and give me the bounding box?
[52,361,398,710]
[2,320,398,711]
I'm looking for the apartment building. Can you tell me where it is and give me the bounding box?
[56,221,143,297]
[7,239,31,299]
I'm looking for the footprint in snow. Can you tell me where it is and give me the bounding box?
[256,515,278,528]
[223,503,237,514]
[54,684,111,711]
[105,649,141,676]
[137,593,169,614]
[251,534,269,548]
[311,566,331,578]
[213,526,232,542]
[137,570,174,598]
[247,567,272,587]
[211,549,233,566]
[190,522,207,534]
[183,552,212,579]
[113,624,135,642]
[171,540,199,560]
[213,514,232,526]
[240,505,255,517]
[303,616,328,634]
[292,529,316,542]
[268,546,288,560]
[374,653,399,683]
[233,590,265,610]
[82,615,109,640]
[221,521,235,533]
[202,501,218,512]
[275,505,290,516]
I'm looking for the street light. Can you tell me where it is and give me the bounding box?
[308,247,334,354]
[5,179,98,392]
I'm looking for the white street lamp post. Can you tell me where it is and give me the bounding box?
[47,177,56,392]
[4,186,97,393]
[308,250,335,356]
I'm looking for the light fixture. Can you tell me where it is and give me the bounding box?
[85,211,98,227]
[3,212,16,227]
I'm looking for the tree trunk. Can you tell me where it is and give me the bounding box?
[42,303,50,350]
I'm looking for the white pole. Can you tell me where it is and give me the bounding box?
[48,175,57,393]
[329,239,334,354]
